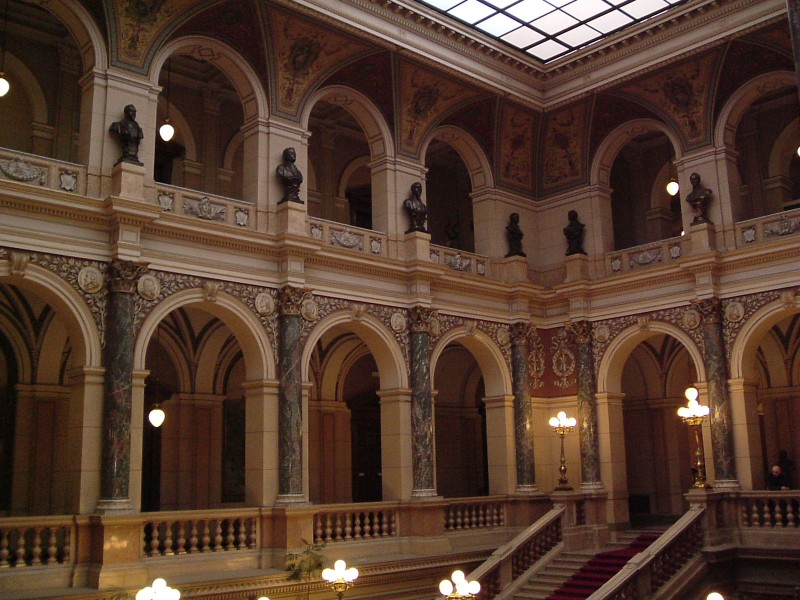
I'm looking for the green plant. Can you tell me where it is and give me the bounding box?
[285,539,326,581]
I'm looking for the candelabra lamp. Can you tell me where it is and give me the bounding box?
[678,386,711,489]
[549,411,577,491]
[439,570,480,599]
[135,578,180,600]
[322,559,359,600]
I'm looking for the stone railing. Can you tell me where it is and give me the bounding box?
[313,504,397,543]
[142,509,259,557]
[308,217,389,257]
[0,146,87,195]
[430,244,489,277]
[735,207,800,247]
[738,491,800,529]
[445,499,505,531]
[605,235,685,275]
[154,183,255,230]
[585,505,704,600]
[467,506,565,599]
[0,515,77,568]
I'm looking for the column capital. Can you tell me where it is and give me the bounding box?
[108,260,147,294]
[278,285,310,316]
[510,321,532,345]
[566,320,593,345]
[692,297,722,324]
[409,305,435,333]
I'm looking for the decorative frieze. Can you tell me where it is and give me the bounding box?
[184,197,226,221]
[0,157,47,185]
[551,328,576,388]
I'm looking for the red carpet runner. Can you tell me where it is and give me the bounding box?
[546,534,660,600]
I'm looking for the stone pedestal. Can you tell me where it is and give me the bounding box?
[110,161,145,200]
[689,221,717,254]
[404,230,431,263]
[500,255,529,283]
[276,197,308,237]
[565,253,589,282]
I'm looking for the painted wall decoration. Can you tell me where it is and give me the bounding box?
[397,59,483,156]
[115,0,177,68]
[269,8,372,117]
[443,97,496,170]
[541,101,590,191]
[324,52,395,132]
[497,101,537,191]
[619,52,719,148]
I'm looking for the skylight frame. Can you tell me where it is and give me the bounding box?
[415,0,690,63]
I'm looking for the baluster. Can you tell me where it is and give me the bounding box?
[237,518,247,549]
[176,521,186,554]
[751,500,761,527]
[213,520,223,551]
[150,522,161,557]
[742,500,751,527]
[190,521,199,553]
[322,514,331,543]
[163,521,174,556]
[62,528,70,565]
[390,512,397,536]
[446,506,453,530]
[46,528,58,565]
[344,513,353,540]
[15,528,26,567]
[30,528,42,565]
[226,519,235,550]
[775,500,784,528]
[457,506,465,529]
[314,514,323,544]
[0,529,9,568]
[249,518,258,549]
[788,500,797,528]
[763,501,773,528]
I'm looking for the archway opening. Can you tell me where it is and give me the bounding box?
[610,131,680,250]
[426,140,474,252]
[433,343,488,498]
[307,101,372,228]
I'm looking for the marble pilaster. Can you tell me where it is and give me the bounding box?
[277,286,305,503]
[97,261,145,513]
[510,322,537,492]
[568,321,602,488]
[694,299,738,486]
[410,306,436,497]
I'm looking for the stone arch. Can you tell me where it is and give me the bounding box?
[150,37,270,123]
[223,129,244,172]
[597,320,706,394]
[337,155,371,198]
[767,117,799,181]
[316,335,366,401]
[591,119,683,188]
[301,311,407,391]
[430,325,512,398]
[729,294,800,381]
[38,0,107,72]
[714,71,796,149]
[3,53,48,125]
[0,262,101,370]
[420,125,494,192]
[301,85,395,161]
[133,288,276,381]
[157,95,197,161]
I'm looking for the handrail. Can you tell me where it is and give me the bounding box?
[467,506,564,599]
[585,505,705,600]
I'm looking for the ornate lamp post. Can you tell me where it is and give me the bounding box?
[439,570,480,599]
[678,386,711,489]
[322,559,359,600]
[136,578,180,600]
[549,411,577,491]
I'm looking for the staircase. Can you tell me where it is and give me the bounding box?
[511,529,664,600]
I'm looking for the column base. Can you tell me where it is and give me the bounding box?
[515,484,541,495]
[94,498,134,515]
[580,481,606,493]
[275,493,309,506]
[711,478,740,491]
[411,488,440,500]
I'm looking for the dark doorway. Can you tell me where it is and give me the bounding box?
[141,378,163,512]
[349,393,381,502]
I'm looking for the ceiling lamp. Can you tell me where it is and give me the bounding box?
[0,0,10,97]
[666,179,680,196]
[148,374,166,428]
[159,57,175,141]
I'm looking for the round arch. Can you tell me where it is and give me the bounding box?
[301,311,407,391]
[157,95,197,161]
[591,118,683,188]
[301,85,395,161]
[38,0,107,72]
[3,53,48,125]
[133,288,276,381]
[597,320,706,394]
[223,129,244,172]
[714,71,796,148]
[149,37,270,123]
[767,117,799,180]
[0,262,102,369]
[337,155,371,199]
[316,336,366,401]
[430,325,512,398]
[729,294,800,381]
[420,125,495,192]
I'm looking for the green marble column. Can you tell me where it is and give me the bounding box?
[410,306,436,497]
[98,261,145,513]
[568,321,602,488]
[511,322,537,492]
[694,299,738,486]
[277,286,304,502]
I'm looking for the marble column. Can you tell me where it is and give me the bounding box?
[510,322,537,492]
[277,286,305,503]
[694,299,738,487]
[97,261,145,513]
[567,321,602,488]
[787,0,800,102]
[410,306,436,497]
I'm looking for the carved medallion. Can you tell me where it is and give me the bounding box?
[594,324,610,344]
[255,292,275,316]
[78,266,103,293]
[390,312,407,333]
[137,274,161,301]
[300,298,319,321]
[724,301,744,323]
[496,326,510,347]
[682,309,701,330]
[428,315,441,337]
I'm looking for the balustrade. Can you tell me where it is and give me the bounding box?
[142,512,258,557]
[0,519,73,568]
[739,492,800,528]
[445,501,505,531]
[313,507,396,544]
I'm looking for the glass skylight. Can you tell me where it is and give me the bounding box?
[416,0,689,62]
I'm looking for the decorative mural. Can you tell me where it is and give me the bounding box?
[397,58,483,156]
[527,327,545,391]
[497,101,537,191]
[442,97,496,171]
[541,101,590,191]
[115,0,179,68]
[324,52,395,132]
[269,8,372,117]
[620,52,719,148]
